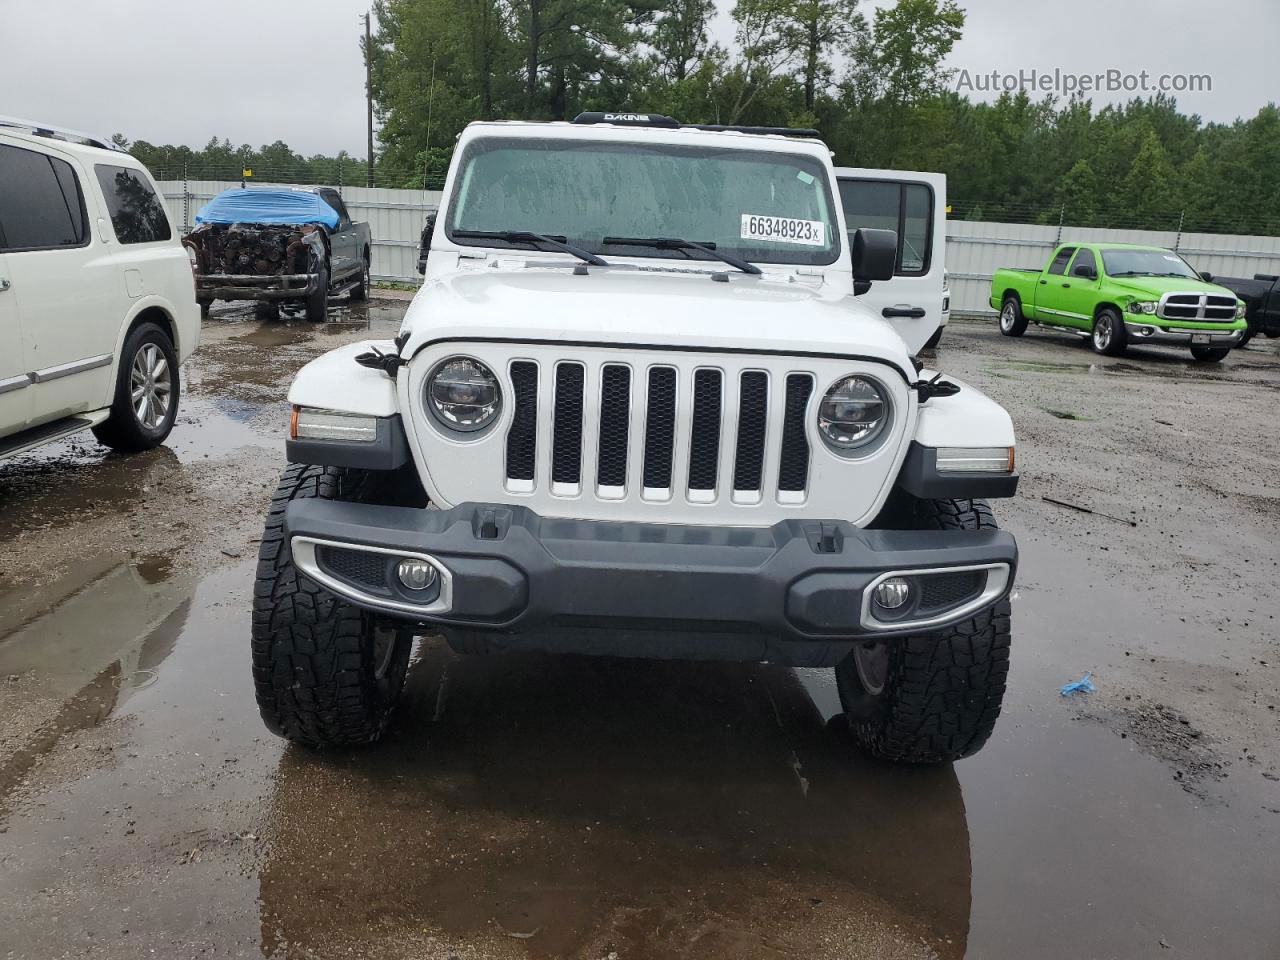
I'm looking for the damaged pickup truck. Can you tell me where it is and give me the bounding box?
[183,187,371,321]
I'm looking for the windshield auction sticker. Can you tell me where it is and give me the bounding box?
[741,214,826,246]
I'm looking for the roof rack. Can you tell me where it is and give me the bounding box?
[0,115,124,153]
[570,112,821,140]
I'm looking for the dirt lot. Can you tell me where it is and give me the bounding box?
[1,301,1278,959]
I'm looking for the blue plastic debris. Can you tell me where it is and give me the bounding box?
[1060,672,1096,696]
[195,188,340,229]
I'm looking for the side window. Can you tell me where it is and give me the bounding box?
[93,164,172,244]
[1070,248,1098,278]
[900,184,932,274]
[1047,247,1076,275]
[837,179,934,276]
[321,191,352,229]
[0,144,89,251]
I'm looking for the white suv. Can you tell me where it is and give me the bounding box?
[253,114,1019,764]
[0,119,199,458]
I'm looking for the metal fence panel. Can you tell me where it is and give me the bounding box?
[158,181,1280,309]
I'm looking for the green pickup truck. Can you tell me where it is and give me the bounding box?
[990,243,1249,361]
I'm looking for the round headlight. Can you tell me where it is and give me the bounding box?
[425,356,501,433]
[818,376,889,452]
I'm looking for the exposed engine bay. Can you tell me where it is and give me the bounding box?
[184,222,322,277]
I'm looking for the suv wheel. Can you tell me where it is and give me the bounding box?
[92,323,179,452]
[999,296,1028,337]
[1091,308,1127,356]
[252,463,420,747]
[836,498,1012,763]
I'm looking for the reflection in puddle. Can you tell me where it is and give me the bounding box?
[0,553,194,809]
[259,646,972,959]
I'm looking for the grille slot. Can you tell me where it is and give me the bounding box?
[551,362,585,489]
[642,366,677,491]
[733,371,768,493]
[917,570,986,614]
[319,547,388,590]
[778,374,814,493]
[1160,293,1238,322]
[597,364,631,491]
[505,361,538,485]
[687,369,723,494]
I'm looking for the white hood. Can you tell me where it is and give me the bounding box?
[400,264,915,376]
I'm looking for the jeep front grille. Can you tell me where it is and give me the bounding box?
[1158,292,1237,322]
[506,360,815,504]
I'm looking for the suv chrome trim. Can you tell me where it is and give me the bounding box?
[290,535,454,617]
[0,373,32,395]
[29,354,112,384]
[858,562,1011,632]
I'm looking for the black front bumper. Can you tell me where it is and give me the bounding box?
[196,273,319,302]
[284,501,1017,645]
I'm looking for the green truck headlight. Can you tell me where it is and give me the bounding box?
[1126,301,1158,315]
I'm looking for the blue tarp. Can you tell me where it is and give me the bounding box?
[195,188,339,229]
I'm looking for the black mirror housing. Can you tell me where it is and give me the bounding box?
[851,228,897,284]
[1199,270,1214,282]
[419,212,438,269]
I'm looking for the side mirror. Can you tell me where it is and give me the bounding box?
[851,228,897,289]
[417,212,437,275]
[1199,270,1214,282]
[1073,264,1097,280]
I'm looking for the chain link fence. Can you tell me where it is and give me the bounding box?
[947,200,1280,240]
[148,160,448,192]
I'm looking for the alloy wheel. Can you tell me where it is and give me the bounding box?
[130,343,172,430]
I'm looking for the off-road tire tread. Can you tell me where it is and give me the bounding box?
[251,463,411,747]
[839,497,1011,763]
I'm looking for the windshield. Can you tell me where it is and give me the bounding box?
[1101,248,1199,279]
[445,136,841,267]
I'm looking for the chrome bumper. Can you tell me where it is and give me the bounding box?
[1123,323,1243,346]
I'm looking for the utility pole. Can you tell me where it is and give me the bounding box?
[363,11,374,188]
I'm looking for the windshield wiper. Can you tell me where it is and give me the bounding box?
[602,236,763,276]
[451,229,609,266]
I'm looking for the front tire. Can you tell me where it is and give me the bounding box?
[1091,308,1127,356]
[1190,345,1230,362]
[999,296,1028,337]
[836,498,1012,764]
[252,464,415,747]
[92,322,179,452]
[304,262,329,323]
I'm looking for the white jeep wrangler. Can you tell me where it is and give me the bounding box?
[252,114,1019,764]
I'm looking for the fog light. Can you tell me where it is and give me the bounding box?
[397,558,437,591]
[874,577,911,610]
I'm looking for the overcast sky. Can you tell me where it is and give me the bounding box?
[1,0,1275,157]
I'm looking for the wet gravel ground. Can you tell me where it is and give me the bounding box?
[1,302,1278,959]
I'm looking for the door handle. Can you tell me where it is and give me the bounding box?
[0,278,10,292]
[1039,279,1048,285]
[882,306,926,319]
[1062,283,1071,288]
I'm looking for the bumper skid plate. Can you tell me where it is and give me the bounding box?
[285,501,1017,642]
